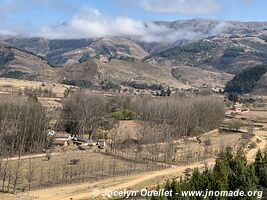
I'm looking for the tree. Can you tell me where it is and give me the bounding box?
[152,149,265,200]
[160,89,166,97]
[60,91,106,138]
[0,97,47,155]
[228,92,239,103]
[25,158,36,191]
[166,88,172,96]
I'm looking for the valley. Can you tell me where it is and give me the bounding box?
[1,17,267,200]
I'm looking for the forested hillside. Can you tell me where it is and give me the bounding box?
[224,65,267,94]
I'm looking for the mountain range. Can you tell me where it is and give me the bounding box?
[1,19,267,93]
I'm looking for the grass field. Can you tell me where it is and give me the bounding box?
[0,78,75,98]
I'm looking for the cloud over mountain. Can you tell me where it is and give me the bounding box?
[33,7,228,42]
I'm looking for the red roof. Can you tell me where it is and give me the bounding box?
[54,132,70,139]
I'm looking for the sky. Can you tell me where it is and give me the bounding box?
[0,0,266,40]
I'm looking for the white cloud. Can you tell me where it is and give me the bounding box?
[33,7,228,42]
[140,0,222,15]
[0,27,19,37]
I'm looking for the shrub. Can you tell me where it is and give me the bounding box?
[45,152,52,161]
[101,81,120,91]
[112,109,135,120]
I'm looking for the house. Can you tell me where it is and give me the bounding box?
[72,137,86,145]
[53,132,71,146]
[97,139,106,149]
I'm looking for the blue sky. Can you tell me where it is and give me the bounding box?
[0,0,266,39]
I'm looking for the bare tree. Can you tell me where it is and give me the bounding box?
[25,158,36,191]
[60,91,106,138]
[12,159,24,194]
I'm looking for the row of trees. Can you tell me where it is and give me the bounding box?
[0,153,164,193]
[152,149,267,200]
[136,96,224,138]
[0,96,47,156]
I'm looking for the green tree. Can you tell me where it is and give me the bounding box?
[166,88,172,96]
[228,92,239,103]
[160,89,167,97]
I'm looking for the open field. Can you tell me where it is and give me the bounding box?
[0,78,75,98]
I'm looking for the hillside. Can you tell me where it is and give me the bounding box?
[172,66,233,88]
[146,32,267,74]
[225,65,267,94]
[0,46,58,82]
[5,19,267,68]
[59,58,187,89]
[5,37,149,67]
[2,19,267,91]
[0,43,14,66]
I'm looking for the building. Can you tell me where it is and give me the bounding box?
[53,132,71,146]
[97,139,106,149]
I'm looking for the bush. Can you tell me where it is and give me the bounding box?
[112,109,135,120]
[45,152,52,161]
[101,81,120,91]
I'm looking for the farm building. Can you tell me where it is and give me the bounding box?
[53,132,71,146]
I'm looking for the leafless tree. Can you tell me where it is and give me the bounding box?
[25,158,36,191]
[60,91,106,138]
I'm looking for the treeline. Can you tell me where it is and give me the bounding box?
[23,86,56,97]
[61,79,92,88]
[152,149,267,200]
[0,70,27,79]
[0,97,47,156]
[136,96,224,138]
[121,81,164,91]
[224,65,267,94]
[0,152,164,193]
[159,41,217,58]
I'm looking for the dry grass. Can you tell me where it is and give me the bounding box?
[0,78,75,98]
[0,151,163,193]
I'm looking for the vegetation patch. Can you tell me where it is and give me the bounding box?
[61,79,92,88]
[122,81,164,91]
[224,65,267,94]
[159,41,217,58]
[112,109,135,120]
[152,149,267,200]
[0,70,28,79]
[101,81,120,91]
[223,47,245,57]
[79,54,91,63]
